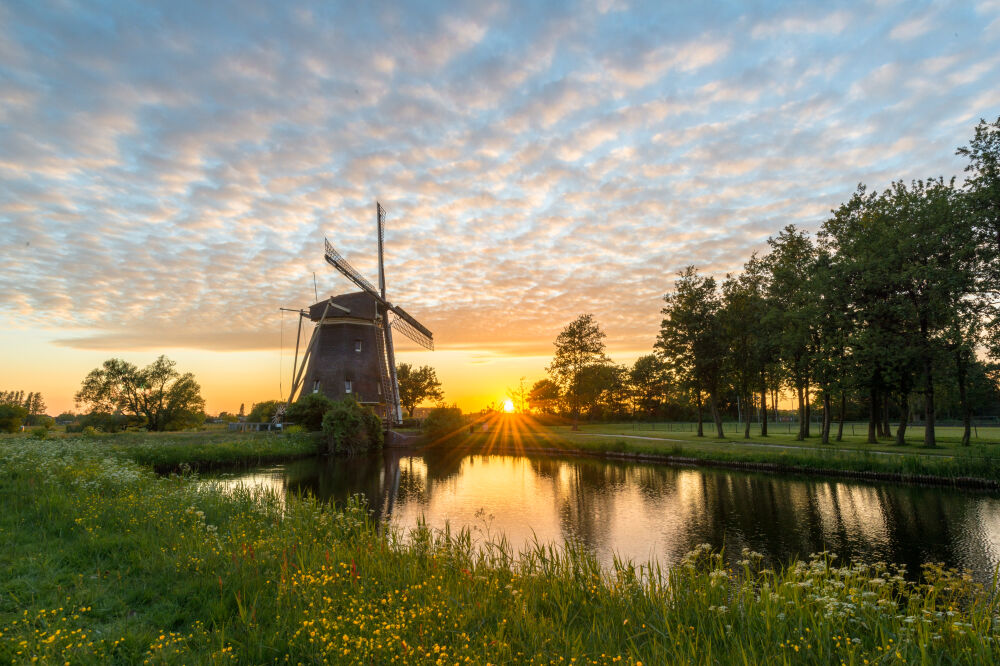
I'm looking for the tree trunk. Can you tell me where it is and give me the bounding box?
[803,379,811,438]
[895,392,909,446]
[875,391,884,438]
[695,391,704,437]
[760,382,768,437]
[957,351,971,447]
[923,354,936,448]
[867,387,877,444]
[744,392,751,439]
[836,390,846,442]
[709,391,724,438]
[821,389,831,444]
[881,392,891,439]
[796,384,805,441]
[772,388,779,425]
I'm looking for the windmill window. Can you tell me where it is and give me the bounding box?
[312,380,321,394]
[377,383,382,395]
[345,379,353,393]
[354,339,363,352]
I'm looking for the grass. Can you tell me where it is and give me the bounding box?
[441,416,1000,484]
[1,429,321,472]
[2,436,999,664]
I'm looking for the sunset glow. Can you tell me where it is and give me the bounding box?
[2,2,998,414]
[502,399,516,413]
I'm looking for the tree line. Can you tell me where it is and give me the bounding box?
[529,118,1000,446]
[0,390,51,432]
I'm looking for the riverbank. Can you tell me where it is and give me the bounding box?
[430,423,1000,488]
[1,437,997,664]
[77,430,320,472]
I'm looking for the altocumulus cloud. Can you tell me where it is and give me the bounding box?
[1,0,998,356]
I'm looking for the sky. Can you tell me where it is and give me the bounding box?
[2,0,999,416]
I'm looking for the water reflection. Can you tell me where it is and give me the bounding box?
[214,450,1000,581]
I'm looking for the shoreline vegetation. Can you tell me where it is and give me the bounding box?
[2,436,999,664]
[415,416,1000,489]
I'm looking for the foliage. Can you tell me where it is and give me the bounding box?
[284,393,334,431]
[0,404,28,433]
[527,378,561,414]
[75,356,206,432]
[76,411,135,434]
[656,267,726,437]
[321,398,383,455]
[395,363,444,417]
[30,426,49,439]
[546,314,609,425]
[1,437,998,665]
[422,404,466,442]
[247,400,283,424]
[0,390,48,429]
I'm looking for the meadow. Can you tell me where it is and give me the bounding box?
[2,434,1000,664]
[443,417,1000,486]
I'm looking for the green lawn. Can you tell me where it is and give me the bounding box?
[439,419,1000,483]
[2,436,998,664]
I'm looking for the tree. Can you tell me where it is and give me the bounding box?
[248,400,283,424]
[629,355,668,418]
[546,314,609,429]
[75,356,206,431]
[507,377,529,413]
[395,364,444,418]
[656,267,725,437]
[764,226,817,441]
[527,378,561,414]
[285,393,334,431]
[0,404,27,433]
[322,397,383,455]
[422,404,466,443]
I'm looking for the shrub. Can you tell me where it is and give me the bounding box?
[30,426,49,439]
[80,412,136,433]
[283,424,305,435]
[0,404,28,433]
[82,426,100,438]
[284,393,334,431]
[248,400,283,424]
[321,398,384,455]
[422,404,466,443]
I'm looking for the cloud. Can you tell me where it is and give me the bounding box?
[0,0,994,366]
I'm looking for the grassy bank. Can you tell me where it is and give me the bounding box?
[445,418,1000,485]
[2,438,999,664]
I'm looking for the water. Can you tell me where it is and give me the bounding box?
[212,449,1000,580]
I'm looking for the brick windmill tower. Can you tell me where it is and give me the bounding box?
[285,203,433,427]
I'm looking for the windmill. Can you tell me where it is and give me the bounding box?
[283,202,433,428]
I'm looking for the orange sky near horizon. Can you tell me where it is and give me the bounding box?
[1,327,654,416]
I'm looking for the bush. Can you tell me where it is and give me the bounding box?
[80,412,138,433]
[422,404,466,443]
[0,404,28,433]
[283,425,305,435]
[321,398,384,455]
[248,400,283,424]
[284,393,333,431]
[30,426,49,439]
[82,426,101,438]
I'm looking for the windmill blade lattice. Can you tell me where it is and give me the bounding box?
[389,311,434,350]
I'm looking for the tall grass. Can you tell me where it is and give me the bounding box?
[1,438,998,664]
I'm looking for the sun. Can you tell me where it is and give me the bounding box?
[502,398,515,413]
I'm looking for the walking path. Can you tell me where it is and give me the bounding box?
[573,432,955,459]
